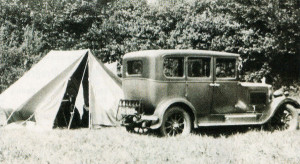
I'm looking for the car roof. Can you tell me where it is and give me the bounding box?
[123,49,240,59]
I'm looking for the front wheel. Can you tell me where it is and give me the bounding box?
[267,104,298,131]
[160,106,192,137]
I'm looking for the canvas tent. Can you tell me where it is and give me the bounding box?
[0,49,123,129]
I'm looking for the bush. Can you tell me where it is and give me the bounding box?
[0,0,298,93]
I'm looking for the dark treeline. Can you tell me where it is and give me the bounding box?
[0,0,299,92]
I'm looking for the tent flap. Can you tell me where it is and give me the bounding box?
[88,54,123,126]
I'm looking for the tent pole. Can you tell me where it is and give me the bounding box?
[88,51,91,130]
[20,113,35,125]
[68,57,89,130]
[67,103,75,129]
[89,111,91,129]
[6,110,34,126]
[5,110,17,125]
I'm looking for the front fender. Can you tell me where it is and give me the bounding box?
[262,96,300,124]
[150,97,197,129]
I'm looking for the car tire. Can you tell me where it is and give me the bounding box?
[160,106,192,137]
[268,104,298,131]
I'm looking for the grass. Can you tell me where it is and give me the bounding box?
[1,126,300,164]
[1,95,299,164]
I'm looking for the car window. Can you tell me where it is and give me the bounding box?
[163,57,184,77]
[188,57,211,77]
[127,60,142,75]
[216,58,236,78]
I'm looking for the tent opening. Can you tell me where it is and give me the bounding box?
[54,53,89,128]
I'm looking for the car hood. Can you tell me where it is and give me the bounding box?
[239,82,272,88]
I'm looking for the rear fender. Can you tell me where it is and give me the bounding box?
[150,98,197,129]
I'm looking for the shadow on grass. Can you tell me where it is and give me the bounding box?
[140,125,264,138]
[191,125,263,138]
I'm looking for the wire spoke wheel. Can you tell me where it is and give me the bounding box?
[165,112,184,136]
[160,106,192,137]
[267,104,298,131]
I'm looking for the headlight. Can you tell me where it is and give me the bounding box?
[273,90,283,98]
[284,91,289,97]
[268,86,273,101]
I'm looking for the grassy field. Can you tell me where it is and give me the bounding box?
[1,126,300,164]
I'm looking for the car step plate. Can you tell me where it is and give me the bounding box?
[224,113,259,122]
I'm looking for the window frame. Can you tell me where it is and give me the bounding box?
[214,57,237,81]
[126,60,143,77]
[163,56,185,79]
[187,56,212,79]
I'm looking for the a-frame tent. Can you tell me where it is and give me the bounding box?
[0,49,123,129]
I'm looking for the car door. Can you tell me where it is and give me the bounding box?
[211,57,239,114]
[186,56,213,115]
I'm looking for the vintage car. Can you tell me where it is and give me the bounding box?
[118,50,300,136]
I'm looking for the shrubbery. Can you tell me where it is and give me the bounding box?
[0,0,299,93]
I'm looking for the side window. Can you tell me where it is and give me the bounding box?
[216,58,236,78]
[163,57,184,77]
[127,60,142,75]
[188,57,211,77]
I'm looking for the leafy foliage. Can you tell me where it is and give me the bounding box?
[0,0,299,93]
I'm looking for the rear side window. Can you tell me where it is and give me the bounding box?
[188,57,211,77]
[127,60,143,75]
[163,57,184,77]
[216,58,236,78]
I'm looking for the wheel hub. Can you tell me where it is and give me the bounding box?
[172,122,180,129]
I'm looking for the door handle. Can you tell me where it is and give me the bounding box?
[209,83,220,87]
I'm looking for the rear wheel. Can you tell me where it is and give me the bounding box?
[160,106,192,137]
[267,104,298,131]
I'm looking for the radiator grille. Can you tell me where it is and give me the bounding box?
[250,92,266,104]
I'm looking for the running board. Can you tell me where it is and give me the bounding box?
[225,113,258,122]
[197,113,263,126]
